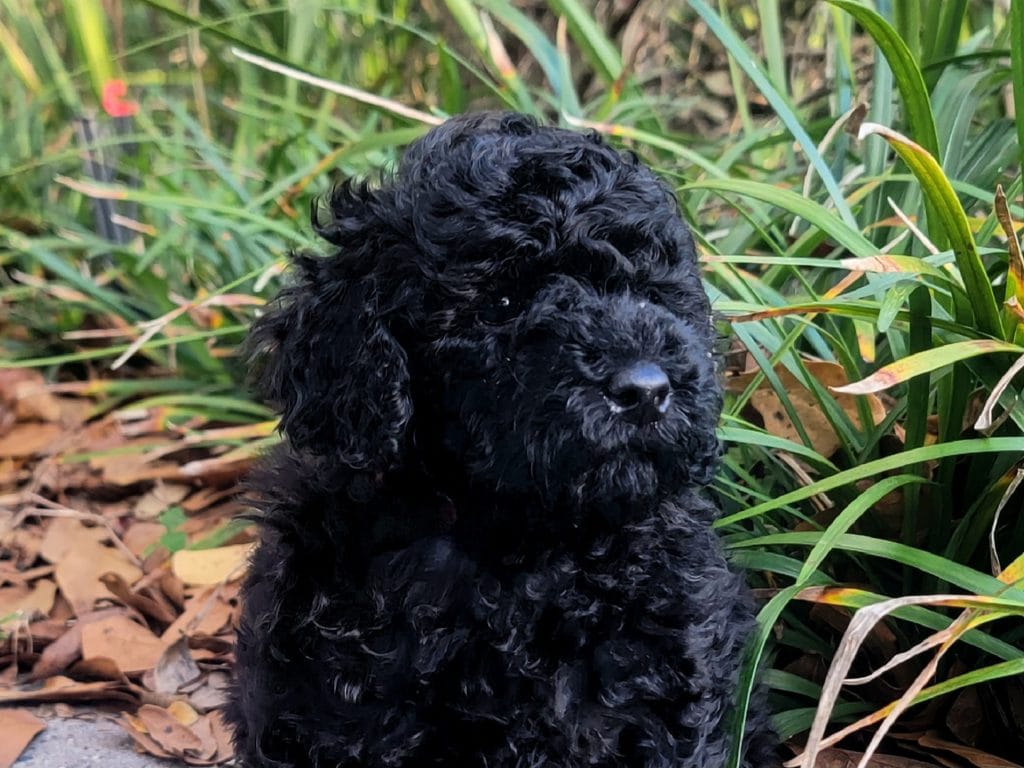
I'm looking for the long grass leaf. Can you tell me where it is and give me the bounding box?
[685,179,873,257]
[829,0,939,158]
[835,339,1022,394]
[797,475,929,583]
[1012,0,1024,176]
[734,533,1024,600]
[687,0,857,228]
[718,438,1024,526]
[858,122,1004,339]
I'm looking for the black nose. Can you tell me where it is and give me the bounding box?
[607,362,672,424]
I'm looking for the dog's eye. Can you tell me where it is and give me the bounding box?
[480,296,517,325]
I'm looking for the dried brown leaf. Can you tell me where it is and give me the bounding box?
[135,703,203,755]
[185,712,220,762]
[207,710,235,763]
[70,655,129,682]
[80,615,165,675]
[160,587,234,644]
[53,532,142,615]
[918,733,1022,768]
[0,423,63,458]
[39,518,106,563]
[0,580,56,627]
[117,712,175,759]
[813,748,942,768]
[10,378,62,423]
[728,361,887,457]
[134,482,191,520]
[0,675,134,705]
[182,670,230,712]
[28,607,133,680]
[0,708,45,768]
[100,572,178,624]
[122,521,166,559]
[182,486,238,514]
[152,636,202,694]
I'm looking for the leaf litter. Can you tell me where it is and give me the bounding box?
[0,371,254,764]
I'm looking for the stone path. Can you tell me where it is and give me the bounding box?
[14,713,193,767]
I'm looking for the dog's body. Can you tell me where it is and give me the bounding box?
[227,113,777,768]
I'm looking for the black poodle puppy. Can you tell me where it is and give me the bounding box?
[227,112,778,768]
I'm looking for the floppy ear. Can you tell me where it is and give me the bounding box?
[247,187,412,474]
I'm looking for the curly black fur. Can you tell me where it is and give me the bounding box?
[227,112,779,768]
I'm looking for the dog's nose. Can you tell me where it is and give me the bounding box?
[606,362,671,424]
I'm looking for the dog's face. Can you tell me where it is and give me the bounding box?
[250,113,722,513]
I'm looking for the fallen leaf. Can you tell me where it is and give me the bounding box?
[135,703,203,755]
[0,457,22,489]
[0,423,63,458]
[0,527,43,570]
[152,636,202,694]
[728,361,887,457]
[0,563,54,586]
[134,482,191,520]
[29,607,133,680]
[182,486,239,514]
[181,670,231,712]
[70,655,128,681]
[160,587,234,643]
[0,580,56,627]
[167,699,201,727]
[919,733,1023,768]
[172,544,252,586]
[10,377,62,422]
[809,748,943,768]
[117,712,175,759]
[123,522,166,558]
[54,529,142,615]
[80,614,165,675]
[206,710,235,763]
[100,572,178,624]
[40,517,106,564]
[186,712,221,762]
[0,708,45,768]
[0,675,134,705]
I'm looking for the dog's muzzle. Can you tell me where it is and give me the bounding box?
[605,361,672,425]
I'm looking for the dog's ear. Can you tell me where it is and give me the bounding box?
[247,186,412,475]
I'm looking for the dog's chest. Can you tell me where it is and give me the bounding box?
[346,533,697,710]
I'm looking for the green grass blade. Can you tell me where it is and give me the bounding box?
[546,0,621,84]
[685,178,875,257]
[733,533,1024,600]
[687,0,857,229]
[858,122,1004,339]
[62,0,114,100]
[718,437,1024,526]
[828,0,939,158]
[797,474,930,583]
[727,584,804,768]
[1012,0,1024,175]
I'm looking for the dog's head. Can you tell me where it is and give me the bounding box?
[250,113,722,509]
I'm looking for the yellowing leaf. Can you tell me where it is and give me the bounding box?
[171,544,253,586]
[835,340,1022,395]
